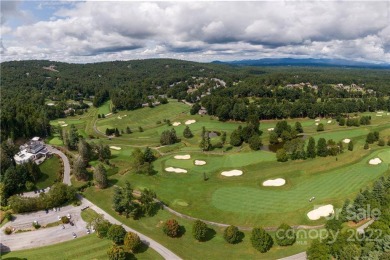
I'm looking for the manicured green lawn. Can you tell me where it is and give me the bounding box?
[97,100,111,115]
[36,156,61,189]
[82,187,310,260]
[2,233,162,260]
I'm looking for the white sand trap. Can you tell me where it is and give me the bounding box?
[307,205,334,220]
[185,120,196,125]
[194,160,206,166]
[387,113,390,116]
[376,114,383,117]
[61,124,68,127]
[165,167,187,173]
[369,158,382,165]
[47,103,54,106]
[377,111,384,114]
[221,170,243,177]
[105,113,112,117]
[174,155,191,160]
[123,115,127,117]
[58,121,65,124]
[117,116,122,119]
[327,120,332,123]
[343,139,351,144]
[172,122,181,126]
[262,178,286,187]
[268,128,274,131]
[315,123,319,125]
[110,146,121,151]
[315,119,320,122]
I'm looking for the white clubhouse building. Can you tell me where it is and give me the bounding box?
[14,137,50,165]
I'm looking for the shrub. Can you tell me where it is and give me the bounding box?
[107,224,127,245]
[124,231,142,253]
[61,216,70,224]
[107,244,126,260]
[316,123,324,132]
[25,181,35,191]
[163,219,181,237]
[248,135,262,151]
[192,220,208,241]
[378,139,385,146]
[33,221,41,229]
[276,148,288,162]
[364,142,369,150]
[348,141,354,151]
[94,218,112,238]
[251,227,273,253]
[4,212,12,221]
[4,227,12,235]
[275,223,296,246]
[223,225,240,244]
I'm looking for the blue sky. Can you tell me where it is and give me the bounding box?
[1,1,390,63]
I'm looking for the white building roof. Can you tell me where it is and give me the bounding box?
[32,137,40,141]
[14,150,35,164]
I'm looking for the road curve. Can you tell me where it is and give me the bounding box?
[47,145,71,186]
[78,195,181,260]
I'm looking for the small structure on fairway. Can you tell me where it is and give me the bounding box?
[262,178,286,187]
[221,170,243,177]
[165,167,187,173]
[307,205,334,220]
[194,160,206,166]
[174,154,191,160]
[110,146,122,151]
[369,158,382,165]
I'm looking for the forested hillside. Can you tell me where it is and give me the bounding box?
[1,59,390,141]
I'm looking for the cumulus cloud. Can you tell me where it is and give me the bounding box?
[2,1,390,63]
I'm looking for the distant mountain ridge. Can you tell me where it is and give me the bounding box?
[213,58,390,68]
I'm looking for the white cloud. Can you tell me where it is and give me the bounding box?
[2,1,390,63]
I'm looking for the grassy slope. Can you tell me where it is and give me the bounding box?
[37,156,61,188]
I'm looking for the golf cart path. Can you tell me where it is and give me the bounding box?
[278,252,307,260]
[78,196,181,260]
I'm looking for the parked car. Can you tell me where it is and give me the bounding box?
[72,232,77,238]
[67,213,71,219]
[57,216,61,220]
[86,229,90,234]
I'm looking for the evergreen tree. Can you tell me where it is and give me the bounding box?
[307,239,330,260]
[94,164,108,189]
[306,137,316,158]
[364,142,369,150]
[248,135,262,151]
[317,138,328,157]
[192,220,208,241]
[276,148,288,162]
[221,131,227,144]
[73,156,88,181]
[78,139,91,163]
[275,223,296,246]
[143,147,155,163]
[348,141,354,151]
[250,227,273,253]
[294,122,303,133]
[68,124,79,150]
[183,126,193,138]
[126,126,132,134]
[316,123,324,132]
[229,129,243,146]
[366,133,376,144]
[114,128,120,137]
[223,225,240,244]
[200,131,212,151]
[107,224,127,245]
[269,131,279,145]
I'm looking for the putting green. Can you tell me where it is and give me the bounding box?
[211,158,387,214]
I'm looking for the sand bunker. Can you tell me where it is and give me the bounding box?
[172,122,181,126]
[165,167,187,173]
[315,123,319,126]
[185,120,196,125]
[58,121,65,124]
[117,116,122,119]
[61,124,68,127]
[262,178,286,187]
[221,170,243,177]
[377,111,384,114]
[105,113,112,117]
[369,158,382,165]
[343,139,351,144]
[307,205,334,220]
[47,103,54,106]
[315,119,320,122]
[327,120,332,123]
[268,128,274,131]
[194,160,206,166]
[110,146,121,151]
[376,115,383,117]
[174,155,191,160]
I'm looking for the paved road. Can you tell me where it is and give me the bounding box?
[79,196,181,260]
[279,252,307,260]
[357,219,375,234]
[1,203,89,251]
